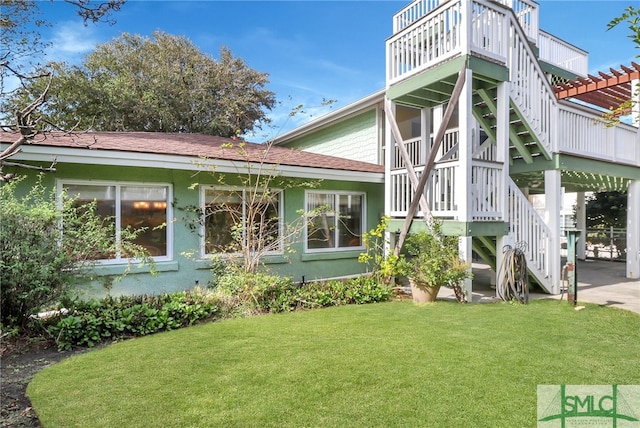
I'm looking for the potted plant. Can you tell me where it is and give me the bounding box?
[402,222,472,304]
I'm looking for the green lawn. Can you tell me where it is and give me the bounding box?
[28,300,640,427]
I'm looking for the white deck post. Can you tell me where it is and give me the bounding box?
[545,169,561,293]
[627,180,640,279]
[421,108,430,166]
[458,68,474,300]
[630,78,640,278]
[383,101,395,262]
[384,101,394,219]
[495,80,510,290]
[575,192,586,260]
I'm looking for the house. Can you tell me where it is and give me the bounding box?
[2,131,384,297]
[274,0,640,296]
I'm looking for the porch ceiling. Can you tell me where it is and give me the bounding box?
[553,62,639,111]
[510,154,638,194]
[388,55,507,109]
[512,170,631,194]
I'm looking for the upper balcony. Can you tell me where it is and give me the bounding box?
[538,30,588,77]
[387,0,588,85]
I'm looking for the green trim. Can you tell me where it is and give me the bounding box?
[557,155,640,180]
[539,61,580,81]
[387,219,508,237]
[300,250,362,262]
[193,255,290,271]
[474,89,498,143]
[468,56,509,82]
[90,261,179,276]
[511,154,640,180]
[510,156,557,174]
[387,55,509,106]
[387,56,466,101]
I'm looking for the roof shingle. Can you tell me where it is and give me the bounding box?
[3,131,384,174]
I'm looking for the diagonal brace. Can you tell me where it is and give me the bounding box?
[393,65,468,255]
[384,98,433,221]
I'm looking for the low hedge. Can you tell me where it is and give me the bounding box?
[43,275,393,351]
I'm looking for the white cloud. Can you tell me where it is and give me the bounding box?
[46,21,100,64]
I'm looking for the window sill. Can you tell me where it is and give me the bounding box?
[90,261,179,276]
[194,255,289,270]
[301,250,362,262]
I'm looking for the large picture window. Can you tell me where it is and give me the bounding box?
[306,191,364,251]
[202,187,282,255]
[60,181,171,261]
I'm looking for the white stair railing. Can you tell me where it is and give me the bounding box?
[507,7,557,156]
[507,177,553,292]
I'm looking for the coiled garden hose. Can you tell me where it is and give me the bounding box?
[496,242,529,304]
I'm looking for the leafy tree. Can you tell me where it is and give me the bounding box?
[1,0,125,180]
[603,6,640,125]
[584,191,627,229]
[7,31,276,137]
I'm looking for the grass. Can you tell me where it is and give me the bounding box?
[28,300,640,427]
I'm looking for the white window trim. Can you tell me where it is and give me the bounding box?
[200,185,284,258]
[57,179,173,264]
[304,190,366,253]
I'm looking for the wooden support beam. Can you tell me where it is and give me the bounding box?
[383,98,433,220]
[393,65,467,255]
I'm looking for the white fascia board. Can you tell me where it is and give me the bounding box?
[8,145,384,184]
[273,90,385,145]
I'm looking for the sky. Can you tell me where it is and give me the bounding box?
[35,0,638,142]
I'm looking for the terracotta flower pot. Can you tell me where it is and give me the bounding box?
[409,279,441,304]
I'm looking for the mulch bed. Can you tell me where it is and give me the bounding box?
[1,337,89,427]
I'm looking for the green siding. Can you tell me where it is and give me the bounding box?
[6,163,383,298]
[280,109,379,164]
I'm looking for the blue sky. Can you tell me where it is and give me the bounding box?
[37,0,637,141]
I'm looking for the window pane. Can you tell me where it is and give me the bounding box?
[204,190,241,253]
[64,184,115,219]
[64,184,116,260]
[246,192,280,252]
[121,186,168,256]
[307,193,336,249]
[338,194,362,248]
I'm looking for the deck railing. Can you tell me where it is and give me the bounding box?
[387,0,464,84]
[558,103,640,166]
[507,177,552,290]
[390,162,459,217]
[394,0,445,32]
[471,161,503,221]
[538,30,588,77]
[393,128,459,169]
[393,0,538,42]
[390,158,504,221]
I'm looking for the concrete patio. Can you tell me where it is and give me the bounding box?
[439,259,640,314]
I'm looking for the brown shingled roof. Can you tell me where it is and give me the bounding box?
[4,131,383,174]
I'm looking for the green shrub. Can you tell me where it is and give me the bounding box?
[45,273,393,351]
[217,273,299,314]
[0,176,153,329]
[215,272,394,314]
[46,290,220,350]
